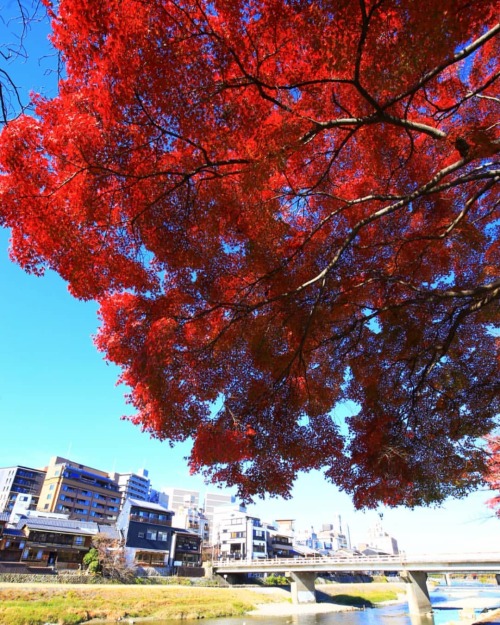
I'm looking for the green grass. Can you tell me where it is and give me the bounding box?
[320,583,404,607]
[0,580,406,624]
[0,584,268,624]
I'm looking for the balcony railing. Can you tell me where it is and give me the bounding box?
[129,514,171,527]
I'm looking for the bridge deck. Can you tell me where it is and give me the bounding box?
[214,553,500,575]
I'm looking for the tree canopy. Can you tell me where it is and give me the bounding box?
[0,0,498,508]
[486,437,500,518]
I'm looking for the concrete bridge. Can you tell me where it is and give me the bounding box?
[214,553,500,613]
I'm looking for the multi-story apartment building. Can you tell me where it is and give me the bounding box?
[213,507,268,560]
[363,520,399,555]
[203,492,238,544]
[266,519,295,557]
[159,488,200,515]
[152,488,236,545]
[110,469,150,506]
[37,457,120,524]
[317,515,351,552]
[172,504,210,544]
[0,466,46,513]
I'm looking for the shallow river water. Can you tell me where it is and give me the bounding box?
[132,583,500,625]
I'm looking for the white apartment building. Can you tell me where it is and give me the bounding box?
[173,506,210,544]
[317,514,351,551]
[204,492,238,544]
[213,507,268,560]
[0,466,46,513]
[160,488,200,515]
[363,520,399,555]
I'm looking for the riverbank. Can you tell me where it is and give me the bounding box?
[473,608,500,624]
[248,582,405,617]
[0,581,404,624]
[0,584,274,624]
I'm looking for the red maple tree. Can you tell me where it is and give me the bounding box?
[486,437,500,518]
[0,0,498,507]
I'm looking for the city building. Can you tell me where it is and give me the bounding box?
[0,512,8,539]
[316,515,351,552]
[361,519,399,555]
[116,498,174,568]
[204,492,239,544]
[274,519,295,534]
[213,507,268,560]
[266,523,295,558]
[155,488,199,515]
[294,526,320,551]
[148,488,169,508]
[172,504,210,544]
[154,489,241,545]
[170,527,203,570]
[110,469,151,506]
[8,493,68,524]
[37,457,121,524]
[0,465,46,513]
[116,498,202,570]
[0,515,105,569]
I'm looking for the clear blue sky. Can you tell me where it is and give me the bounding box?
[0,1,498,556]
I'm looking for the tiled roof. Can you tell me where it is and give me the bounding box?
[17,517,100,535]
[97,524,121,540]
[128,498,171,513]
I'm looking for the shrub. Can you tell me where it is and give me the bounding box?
[263,574,289,586]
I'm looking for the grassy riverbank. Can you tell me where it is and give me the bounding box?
[0,581,405,625]
[319,582,405,607]
[0,584,268,624]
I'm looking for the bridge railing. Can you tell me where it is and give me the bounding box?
[214,552,500,569]
[215,554,404,567]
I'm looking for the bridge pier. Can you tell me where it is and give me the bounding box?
[444,573,452,586]
[496,574,500,586]
[401,570,432,614]
[287,571,317,604]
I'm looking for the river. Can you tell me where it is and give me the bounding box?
[131,582,500,625]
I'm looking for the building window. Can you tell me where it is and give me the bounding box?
[46,494,52,500]
[135,551,165,566]
[157,532,168,542]
[49,485,55,491]
[36,550,43,560]
[74,536,84,546]
[230,532,244,539]
[138,532,145,538]
[146,529,157,540]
